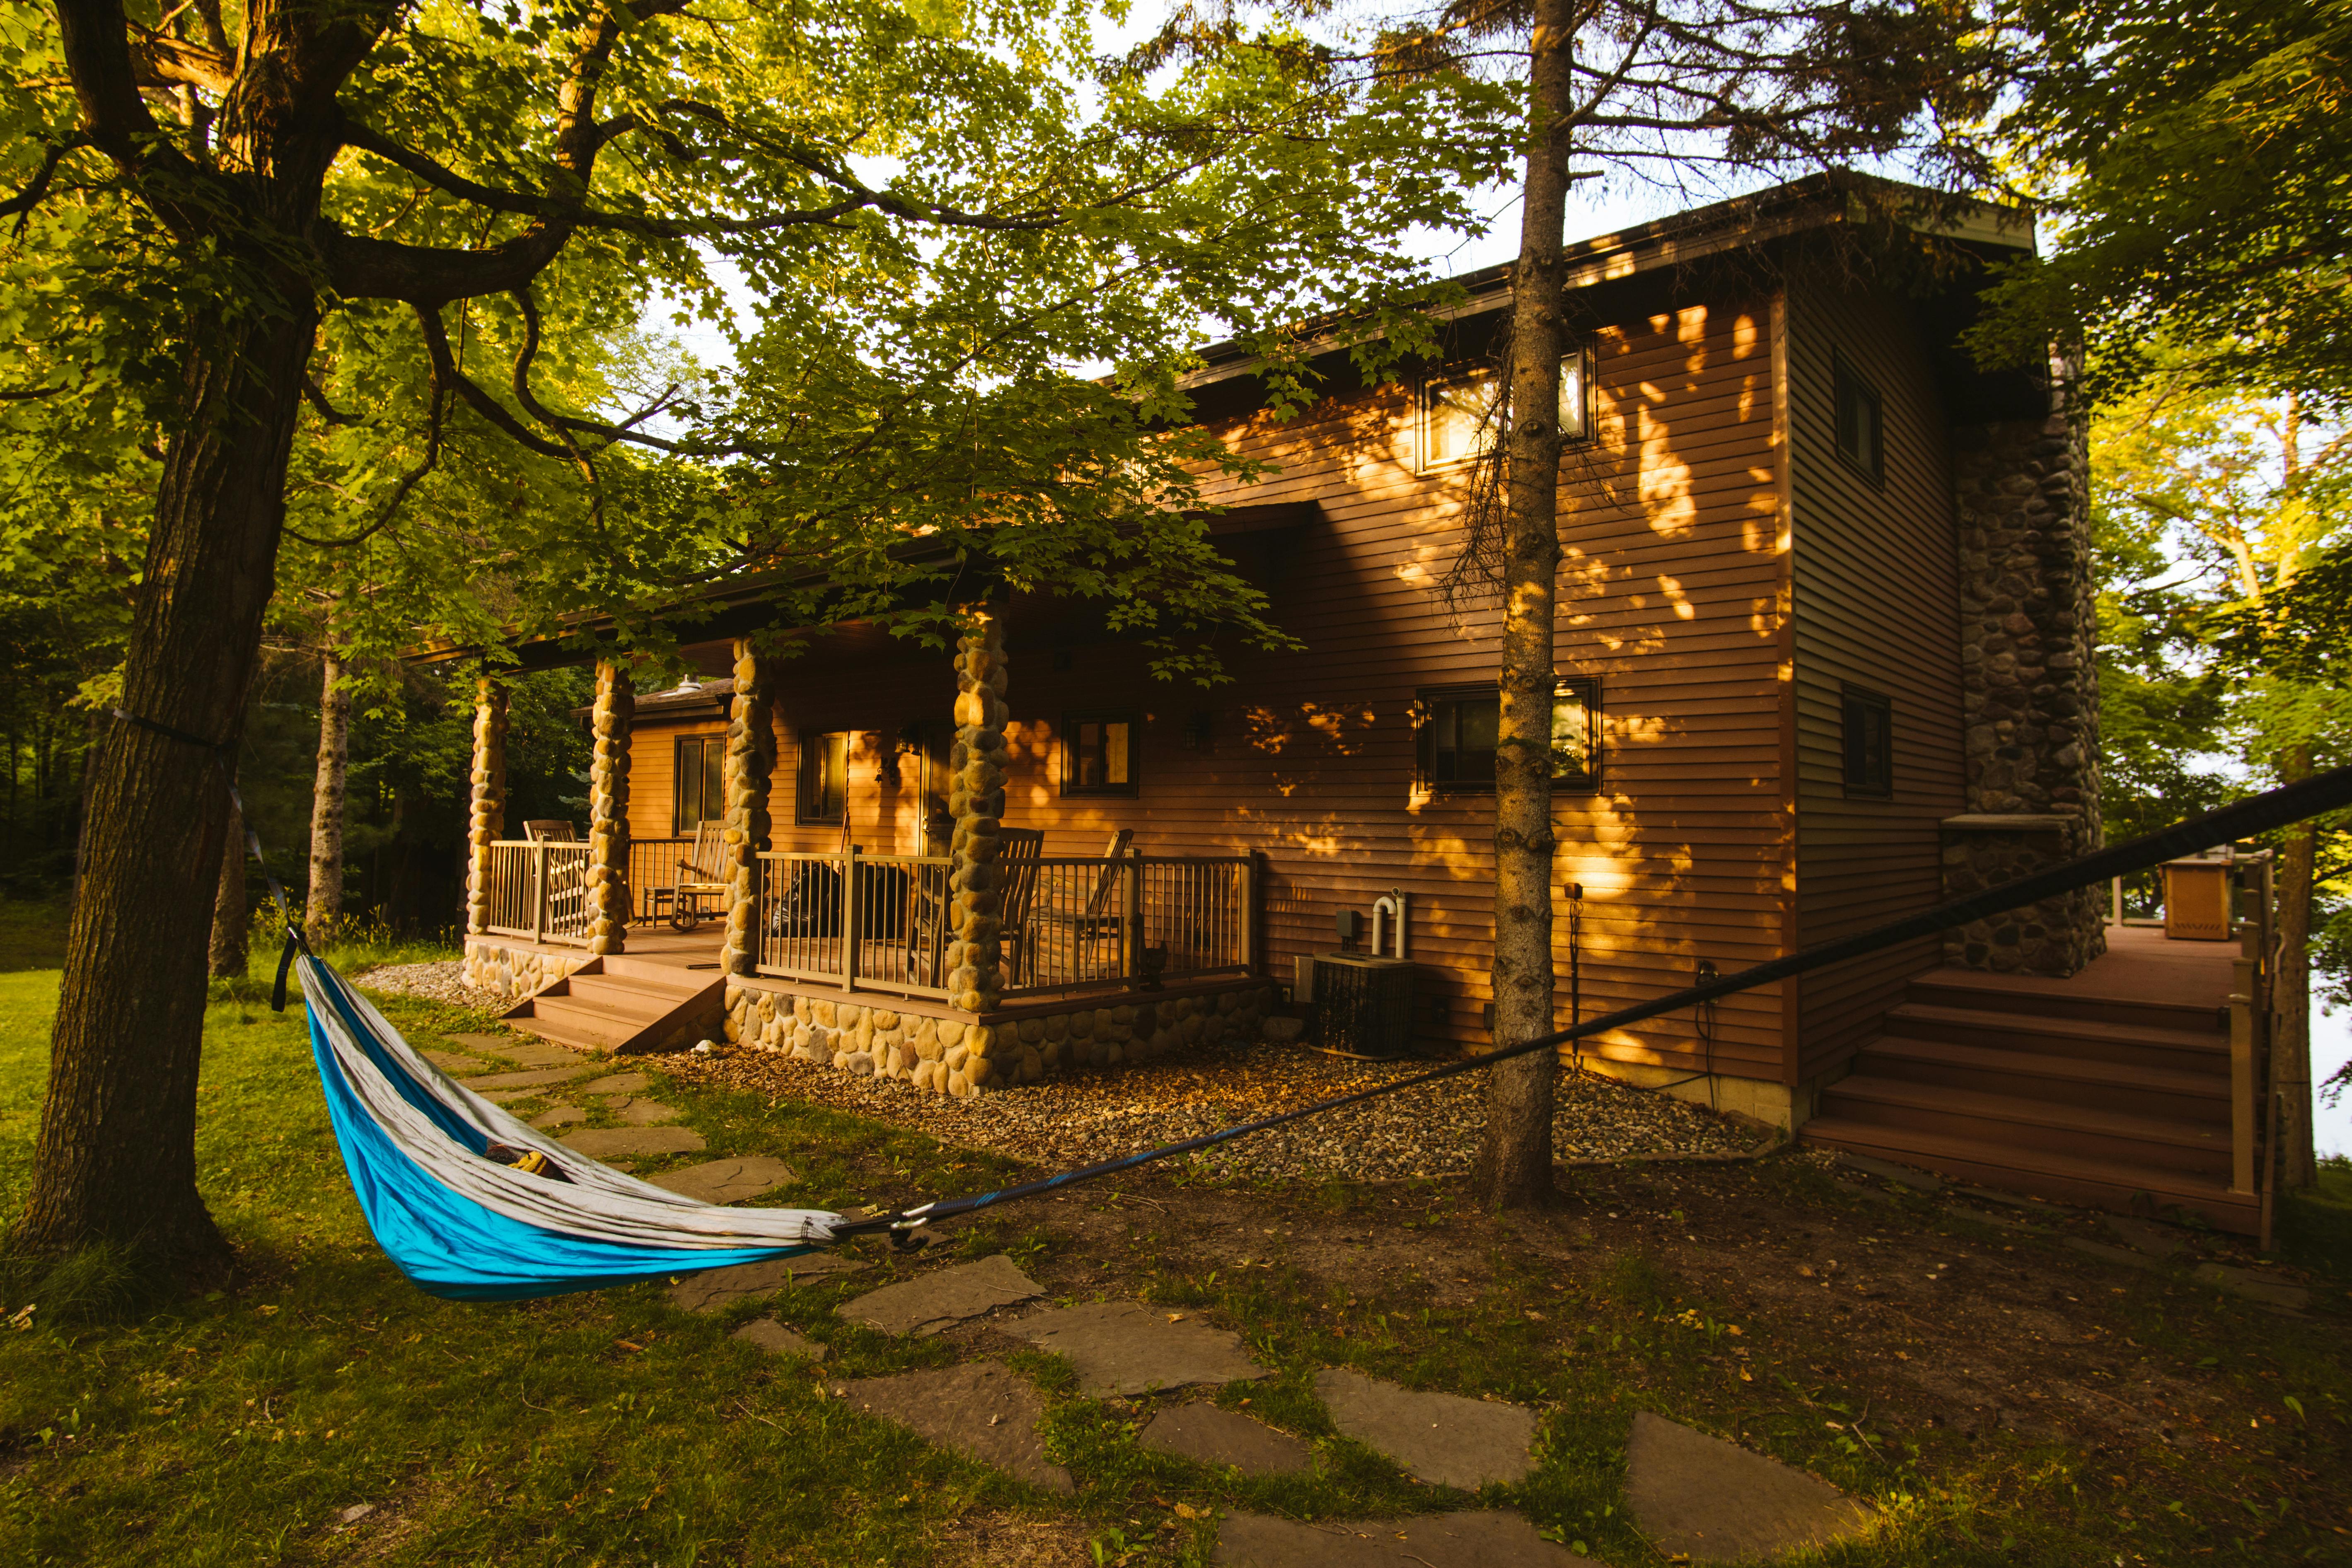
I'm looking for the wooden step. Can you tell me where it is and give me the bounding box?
[602,953,726,990]
[1882,1001,2231,1073]
[1801,1114,2258,1234]
[544,976,682,1024]
[1819,1074,2232,1178]
[563,969,709,1007]
[1863,1036,2228,1124]
[511,1002,636,1054]
[1905,972,2227,1036]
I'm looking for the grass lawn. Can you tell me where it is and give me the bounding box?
[2,905,2348,1565]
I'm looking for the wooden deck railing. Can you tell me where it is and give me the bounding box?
[2231,849,2276,1201]
[480,840,596,947]
[624,835,694,924]
[750,849,1257,1002]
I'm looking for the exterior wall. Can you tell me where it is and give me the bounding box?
[1784,271,1968,1083]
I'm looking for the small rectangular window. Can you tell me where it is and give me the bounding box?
[1417,679,1601,794]
[672,735,725,834]
[1842,685,1893,799]
[797,731,850,823]
[1062,712,1137,796]
[1419,348,1594,472]
[1834,355,1884,481]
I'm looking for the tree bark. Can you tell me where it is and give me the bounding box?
[305,645,351,949]
[12,295,314,1270]
[1472,0,1576,1211]
[2275,742,2317,1191]
[208,776,250,980]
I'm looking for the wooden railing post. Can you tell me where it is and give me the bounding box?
[841,847,861,993]
[531,843,549,945]
[2231,945,2259,1196]
[1122,854,1144,980]
[1242,853,1262,973]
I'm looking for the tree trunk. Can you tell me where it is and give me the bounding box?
[10,295,314,1271]
[2275,742,2317,1191]
[1472,0,1576,1211]
[208,776,250,980]
[305,645,351,949]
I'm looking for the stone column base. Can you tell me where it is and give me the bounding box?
[1938,813,2107,976]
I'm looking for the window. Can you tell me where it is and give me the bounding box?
[1833,354,1883,481]
[1061,712,1136,796]
[1842,685,1893,799]
[1419,348,1594,472]
[798,730,850,823]
[672,735,725,834]
[1416,679,1601,793]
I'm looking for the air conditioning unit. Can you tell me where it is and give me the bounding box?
[1308,952,1416,1058]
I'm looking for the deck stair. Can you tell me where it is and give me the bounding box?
[501,954,727,1056]
[1801,967,2258,1233]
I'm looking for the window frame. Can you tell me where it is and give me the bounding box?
[1060,710,1140,797]
[1416,345,1597,474]
[1414,677,1603,796]
[796,729,852,825]
[1832,352,1885,484]
[1841,683,1895,800]
[671,734,725,835]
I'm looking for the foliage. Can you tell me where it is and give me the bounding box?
[1970,0,2352,406]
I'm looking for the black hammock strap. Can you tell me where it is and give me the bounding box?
[829,762,2352,1242]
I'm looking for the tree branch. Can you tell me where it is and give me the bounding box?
[282,384,447,549]
[0,136,87,232]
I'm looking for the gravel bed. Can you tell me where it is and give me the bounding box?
[352,960,502,1010]
[664,1038,1761,1184]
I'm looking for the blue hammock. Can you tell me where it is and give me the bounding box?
[297,955,840,1301]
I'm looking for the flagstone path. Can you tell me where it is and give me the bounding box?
[668,1253,870,1313]
[648,1156,798,1204]
[470,1065,597,1091]
[1012,1301,1269,1396]
[732,1318,827,1359]
[835,1362,1074,1494]
[841,1255,1043,1336]
[1624,1412,1873,1562]
[529,1105,587,1129]
[1313,1369,1537,1491]
[1140,1402,1313,1476]
[423,1049,488,1075]
[1211,1510,1595,1567]
[445,1034,578,1068]
[560,1126,706,1158]
[578,1072,655,1095]
[606,1095,682,1126]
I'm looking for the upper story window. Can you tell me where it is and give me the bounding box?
[1062,712,1137,796]
[1833,353,1884,482]
[798,730,850,823]
[1419,348,1594,473]
[1842,684,1893,798]
[672,735,725,834]
[1416,678,1602,794]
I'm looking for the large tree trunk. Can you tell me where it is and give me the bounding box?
[10,297,314,1271]
[2275,743,2317,1191]
[1472,0,1576,1211]
[208,776,250,980]
[305,645,351,949]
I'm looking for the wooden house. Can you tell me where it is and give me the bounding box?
[436,174,2268,1231]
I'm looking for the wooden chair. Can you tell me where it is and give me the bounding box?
[522,820,579,842]
[522,820,587,935]
[1022,829,1132,986]
[669,820,732,932]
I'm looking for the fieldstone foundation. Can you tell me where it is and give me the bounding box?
[724,979,1274,1097]
[462,937,595,1003]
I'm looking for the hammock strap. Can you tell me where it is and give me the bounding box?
[832,762,2352,1242]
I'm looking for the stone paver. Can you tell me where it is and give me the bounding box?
[1141,1402,1313,1475]
[1837,1151,1942,1192]
[837,1361,1073,1493]
[2194,1262,2311,1310]
[448,1034,580,1068]
[560,1126,706,1158]
[609,1096,682,1126]
[529,1104,587,1129]
[1014,1302,1269,1396]
[668,1253,870,1313]
[423,1050,488,1075]
[732,1317,827,1359]
[470,1065,597,1091]
[842,1255,1043,1336]
[648,1157,799,1205]
[475,1088,534,1104]
[1625,1411,1873,1563]
[1314,1369,1536,1491]
[2105,1217,2185,1258]
[579,1072,655,1096]
[1213,1510,1596,1567]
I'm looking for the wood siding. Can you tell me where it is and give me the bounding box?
[1786,270,1968,1082]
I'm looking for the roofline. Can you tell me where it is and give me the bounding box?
[1179,171,2034,391]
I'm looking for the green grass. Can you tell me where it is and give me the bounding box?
[3,908,2350,1565]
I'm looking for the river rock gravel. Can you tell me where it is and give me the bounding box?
[353,960,501,1010]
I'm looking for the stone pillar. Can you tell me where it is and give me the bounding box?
[944,609,1012,1013]
[718,639,774,978]
[1946,373,2105,975]
[464,679,507,936]
[586,661,634,955]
